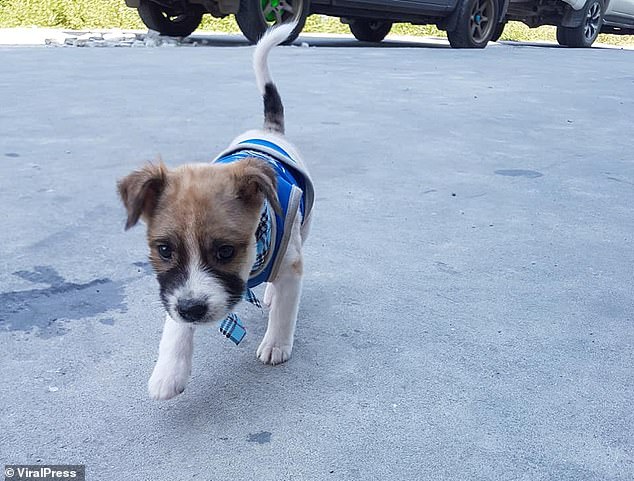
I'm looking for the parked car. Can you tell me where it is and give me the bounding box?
[494,0,634,47]
[124,0,510,48]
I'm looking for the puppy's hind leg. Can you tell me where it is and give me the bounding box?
[148,313,195,400]
[257,215,303,365]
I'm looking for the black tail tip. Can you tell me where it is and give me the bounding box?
[263,82,284,133]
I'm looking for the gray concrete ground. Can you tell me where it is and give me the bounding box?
[0,35,633,481]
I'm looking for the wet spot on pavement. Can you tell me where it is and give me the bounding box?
[133,261,153,275]
[0,266,126,337]
[495,169,543,178]
[247,431,272,444]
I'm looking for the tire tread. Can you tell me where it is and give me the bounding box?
[447,0,498,48]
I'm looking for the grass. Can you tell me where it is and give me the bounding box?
[0,0,632,45]
[0,0,145,30]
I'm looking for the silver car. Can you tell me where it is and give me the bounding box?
[497,0,634,47]
[603,0,634,34]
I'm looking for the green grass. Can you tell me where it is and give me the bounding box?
[0,0,144,29]
[499,19,634,46]
[0,0,632,45]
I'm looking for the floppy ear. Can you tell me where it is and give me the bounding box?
[117,162,167,230]
[235,158,281,215]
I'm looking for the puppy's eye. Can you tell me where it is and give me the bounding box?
[216,245,235,261]
[157,244,173,261]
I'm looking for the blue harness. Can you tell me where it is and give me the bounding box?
[213,139,311,345]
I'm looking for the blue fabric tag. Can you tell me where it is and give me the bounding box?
[218,288,262,346]
[219,314,246,345]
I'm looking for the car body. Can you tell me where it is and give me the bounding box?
[603,0,634,33]
[125,0,511,48]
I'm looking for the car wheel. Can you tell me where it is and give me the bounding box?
[556,25,568,45]
[447,0,499,48]
[235,0,308,44]
[137,0,203,37]
[490,20,506,42]
[349,19,393,42]
[556,0,603,47]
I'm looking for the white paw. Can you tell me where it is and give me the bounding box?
[257,339,293,365]
[147,362,190,400]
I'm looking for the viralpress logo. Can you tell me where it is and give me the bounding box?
[4,465,85,481]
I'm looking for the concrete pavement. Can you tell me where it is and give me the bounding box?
[0,36,632,480]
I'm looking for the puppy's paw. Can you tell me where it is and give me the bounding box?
[257,340,293,365]
[147,363,189,400]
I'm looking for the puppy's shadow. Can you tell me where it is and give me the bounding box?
[150,284,352,428]
[166,345,316,429]
[163,306,321,427]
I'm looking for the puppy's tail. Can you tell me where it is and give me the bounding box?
[253,21,297,134]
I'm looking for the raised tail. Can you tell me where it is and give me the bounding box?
[253,21,297,134]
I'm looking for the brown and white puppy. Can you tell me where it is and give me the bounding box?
[117,22,311,400]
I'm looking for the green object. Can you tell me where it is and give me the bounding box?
[261,0,280,22]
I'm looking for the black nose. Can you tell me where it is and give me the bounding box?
[176,299,207,322]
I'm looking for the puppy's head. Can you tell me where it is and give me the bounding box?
[118,158,280,324]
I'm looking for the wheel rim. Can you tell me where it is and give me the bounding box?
[152,3,192,24]
[469,0,494,43]
[260,0,299,24]
[584,2,601,41]
[368,20,385,31]
[162,13,188,24]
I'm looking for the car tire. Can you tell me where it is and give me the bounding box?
[556,0,603,47]
[556,25,568,45]
[490,20,506,42]
[235,0,308,44]
[137,0,203,37]
[447,0,499,48]
[349,19,393,42]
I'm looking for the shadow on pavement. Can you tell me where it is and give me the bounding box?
[186,33,452,48]
[185,34,625,50]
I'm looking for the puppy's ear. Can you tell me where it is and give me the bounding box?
[235,158,281,215]
[117,162,167,230]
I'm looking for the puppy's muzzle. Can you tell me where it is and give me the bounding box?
[177,298,207,322]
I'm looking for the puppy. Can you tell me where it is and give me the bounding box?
[118,22,313,400]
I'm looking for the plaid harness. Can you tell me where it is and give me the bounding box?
[213,139,312,346]
[218,206,271,345]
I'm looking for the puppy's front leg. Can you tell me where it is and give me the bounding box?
[257,216,303,365]
[148,313,195,400]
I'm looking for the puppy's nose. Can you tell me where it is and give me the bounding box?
[176,298,207,322]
